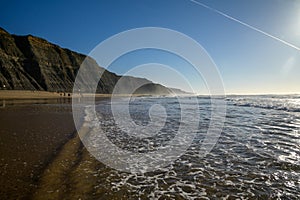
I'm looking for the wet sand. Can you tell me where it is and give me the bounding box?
[0,99,76,199]
[0,93,146,199]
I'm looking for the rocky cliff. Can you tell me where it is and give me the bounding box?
[0,28,174,94]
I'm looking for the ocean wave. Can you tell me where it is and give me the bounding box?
[227,96,300,112]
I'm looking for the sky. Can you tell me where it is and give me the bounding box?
[1,0,300,94]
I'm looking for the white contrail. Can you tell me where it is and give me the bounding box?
[190,0,300,51]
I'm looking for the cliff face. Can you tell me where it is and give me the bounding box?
[0,28,168,94]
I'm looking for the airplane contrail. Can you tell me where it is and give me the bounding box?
[190,0,300,51]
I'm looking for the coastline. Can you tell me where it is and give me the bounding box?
[0,90,160,100]
[0,90,70,99]
[0,90,113,99]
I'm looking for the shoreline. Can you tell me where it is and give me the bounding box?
[0,90,114,99]
[0,90,71,99]
[0,90,164,100]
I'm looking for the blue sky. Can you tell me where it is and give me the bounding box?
[1,0,300,94]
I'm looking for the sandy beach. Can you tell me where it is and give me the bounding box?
[0,90,71,99]
[0,90,115,100]
[0,97,121,199]
[0,99,76,199]
[0,90,164,101]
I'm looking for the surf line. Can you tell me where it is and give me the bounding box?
[190,0,300,51]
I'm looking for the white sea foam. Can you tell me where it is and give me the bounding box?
[80,96,300,199]
[227,95,300,112]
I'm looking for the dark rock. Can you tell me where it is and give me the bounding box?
[0,27,186,95]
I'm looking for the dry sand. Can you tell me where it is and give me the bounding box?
[0,90,158,100]
[0,90,69,99]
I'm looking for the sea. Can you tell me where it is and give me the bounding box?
[74,95,300,199]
